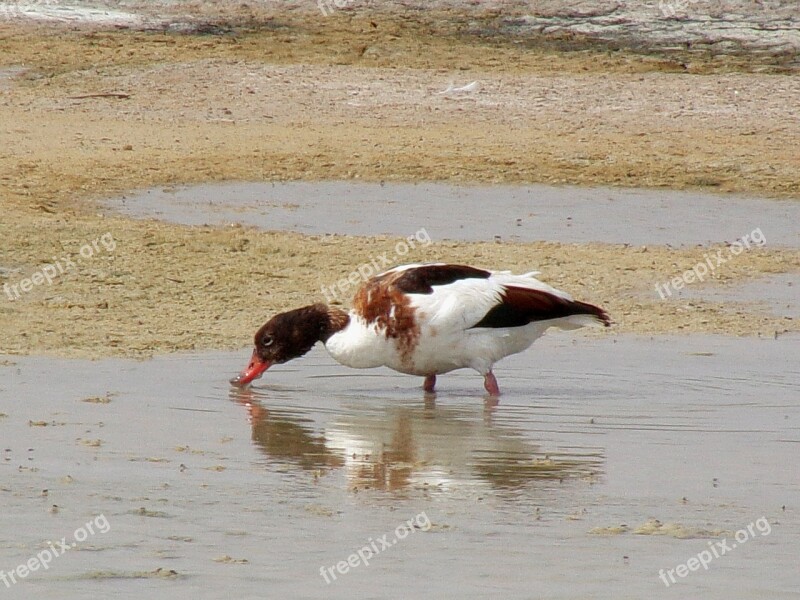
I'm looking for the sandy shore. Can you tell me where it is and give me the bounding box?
[1,9,798,358]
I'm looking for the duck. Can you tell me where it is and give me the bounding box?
[231,263,610,396]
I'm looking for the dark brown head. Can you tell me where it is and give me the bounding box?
[230,304,348,386]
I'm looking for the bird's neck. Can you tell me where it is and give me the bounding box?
[322,306,350,341]
[306,303,350,342]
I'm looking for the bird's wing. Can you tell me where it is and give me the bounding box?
[354,263,609,334]
[393,265,608,331]
[352,263,491,328]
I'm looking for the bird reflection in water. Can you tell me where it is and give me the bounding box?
[230,387,602,493]
[230,387,344,472]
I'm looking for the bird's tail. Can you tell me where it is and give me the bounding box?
[555,300,611,330]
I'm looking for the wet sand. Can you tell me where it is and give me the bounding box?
[2,7,800,357]
[1,180,798,358]
[2,334,798,598]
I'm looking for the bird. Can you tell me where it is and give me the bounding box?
[231,263,610,396]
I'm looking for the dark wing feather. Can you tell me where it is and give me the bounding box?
[472,286,611,329]
[391,264,491,295]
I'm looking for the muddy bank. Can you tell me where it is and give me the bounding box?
[2,204,799,358]
[3,1,798,70]
[0,10,798,358]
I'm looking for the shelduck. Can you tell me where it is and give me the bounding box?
[231,263,610,396]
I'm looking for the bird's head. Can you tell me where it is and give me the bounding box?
[230,304,343,386]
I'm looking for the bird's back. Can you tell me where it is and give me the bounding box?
[328,263,608,376]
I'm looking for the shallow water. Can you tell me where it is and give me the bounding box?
[2,334,798,598]
[108,182,800,247]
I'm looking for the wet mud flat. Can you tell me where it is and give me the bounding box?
[1,334,797,598]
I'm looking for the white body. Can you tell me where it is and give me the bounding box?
[324,265,601,377]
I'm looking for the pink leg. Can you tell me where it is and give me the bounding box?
[483,371,500,396]
[423,374,436,393]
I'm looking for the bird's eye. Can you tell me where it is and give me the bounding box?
[262,335,274,347]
